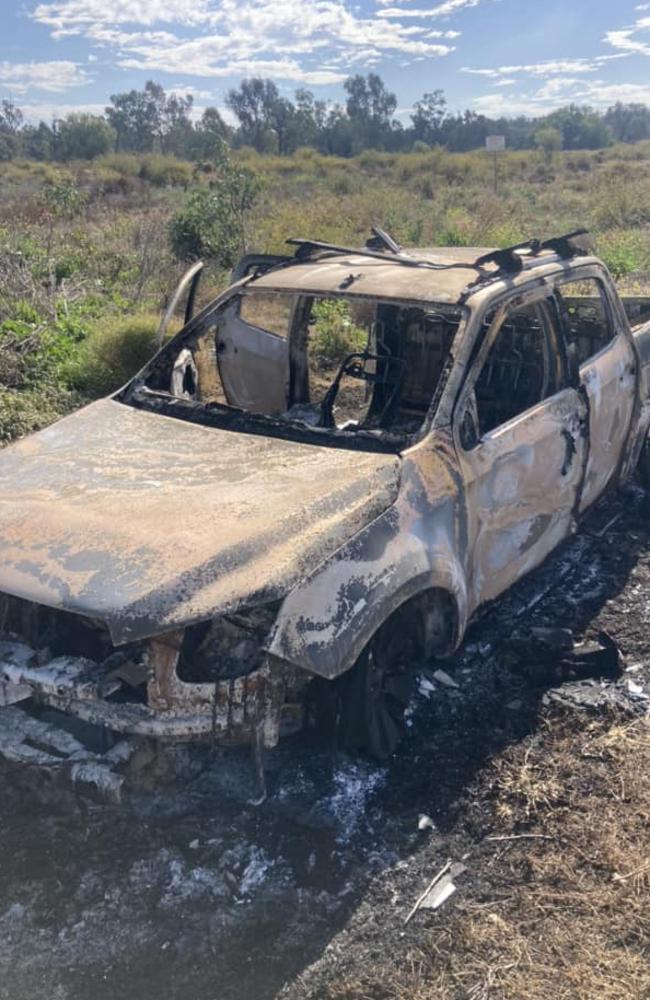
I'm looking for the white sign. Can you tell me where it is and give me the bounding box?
[485,134,506,152]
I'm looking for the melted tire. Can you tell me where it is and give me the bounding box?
[331,621,417,759]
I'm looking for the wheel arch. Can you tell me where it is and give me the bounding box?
[267,518,468,680]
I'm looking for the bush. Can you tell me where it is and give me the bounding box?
[596,229,650,278]
[138,154,192,188]
[68,312,160,396]
[0,386,75,445]
[0,314,84,391]
[97,152,141,177]
[169,156,261,266]
[55,114,115,162]
[41,178,86,220]
[311,298,366,362]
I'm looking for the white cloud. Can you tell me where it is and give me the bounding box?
[20,100,106,122]
[471,77,650,118]
[168,83,217,100]
[378,0,479,17]
[605,16,650,56]
[0,60,89,93]
[462,54,625,80]
[30,0,457,83]
[31,0,215,38]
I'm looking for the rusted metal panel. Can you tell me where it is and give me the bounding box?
[145,632,285,746]
[1,244,649,760]
[250,247,498,305]
[455,389,588,611]
[578,331,637,511]
[0,399,400,644]
[0,640,120,700]
[268,436,469,679]
[0,704,137,801]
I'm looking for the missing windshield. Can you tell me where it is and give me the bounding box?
[130,289,463,446]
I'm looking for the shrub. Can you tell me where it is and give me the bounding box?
[169,156,261,266]
[596,229,650,278]
[592,179,650,229]
[0,315,84,391]
[97,152,141,177]
[55,114,115,161]
[0,386,75,445]
[68,312,160,396]
[138,154,193,188]
[311,298,366,362]
[534,126,563,162]
[41,178,86,220]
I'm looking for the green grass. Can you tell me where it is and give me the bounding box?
[2,142,650,443]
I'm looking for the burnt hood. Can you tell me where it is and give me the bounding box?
[0,399,400,644]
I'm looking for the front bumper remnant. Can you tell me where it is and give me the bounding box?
[0,704,138,802]
[0,628,290,796]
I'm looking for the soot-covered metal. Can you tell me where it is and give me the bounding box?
[2,236,650,774]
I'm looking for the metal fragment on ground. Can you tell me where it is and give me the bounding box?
[432,669,460,689]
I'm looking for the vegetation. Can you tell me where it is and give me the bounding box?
[6,81,650,164]
[2,138,650,444]
[169,149,262,265]
[311,299,368,362]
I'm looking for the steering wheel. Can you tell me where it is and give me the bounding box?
[319,351,406,429]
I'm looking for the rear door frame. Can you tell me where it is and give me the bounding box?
[552,263,639,511]
[451,281,588,614]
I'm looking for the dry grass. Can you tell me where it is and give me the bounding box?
[306,713,650,1000]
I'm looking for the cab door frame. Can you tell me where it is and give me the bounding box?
[552,264,639,512]
[451,283,589,615]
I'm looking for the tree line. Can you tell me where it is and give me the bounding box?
[1,74,650,162]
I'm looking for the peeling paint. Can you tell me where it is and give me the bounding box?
[1,246,650,760]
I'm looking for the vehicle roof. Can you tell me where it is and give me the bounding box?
[248,246,498,306]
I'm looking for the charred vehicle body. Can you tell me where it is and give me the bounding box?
[2,228,650,792]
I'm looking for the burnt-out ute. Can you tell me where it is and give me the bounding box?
[2,228,650,792]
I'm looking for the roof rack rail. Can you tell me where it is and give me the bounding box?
[287,235,405,266]
[474,240,541,274]
[474,229,590,274]
[286,231,475,272]
[231,253,292,282]
[539,228,590,258]
[365,226,402,254]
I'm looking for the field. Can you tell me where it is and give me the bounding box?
[1,144,650,1000]
[3,141,650,444]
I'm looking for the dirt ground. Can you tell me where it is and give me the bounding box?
[1,485,649,1000]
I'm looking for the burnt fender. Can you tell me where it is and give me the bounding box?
[267,456,469,680]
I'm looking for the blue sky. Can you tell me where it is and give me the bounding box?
[2,0,650,123]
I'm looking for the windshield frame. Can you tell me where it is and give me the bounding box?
[120,283,469,454]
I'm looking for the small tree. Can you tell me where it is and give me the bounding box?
[534,126,563,164]
[55,113,115,160]
[0,98,23,161]
[169,148,261,267]
[411,90,447,145]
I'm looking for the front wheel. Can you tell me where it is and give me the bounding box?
[307,591,456,759]
[310,619,418,760]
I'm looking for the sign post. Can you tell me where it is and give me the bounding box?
[485,134,505,195]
